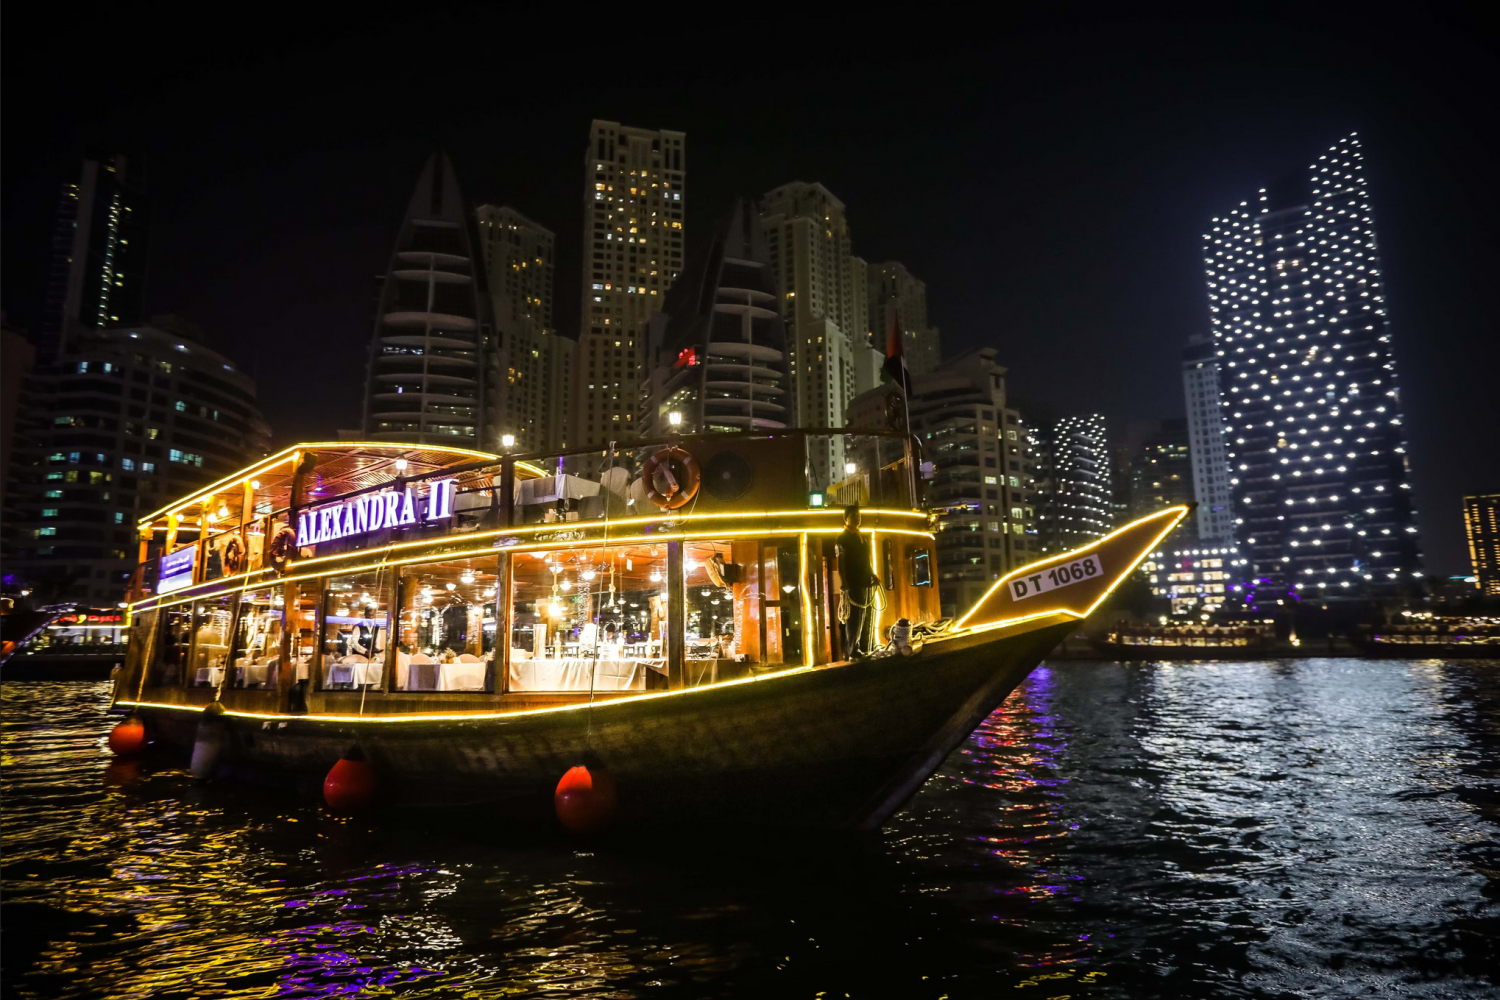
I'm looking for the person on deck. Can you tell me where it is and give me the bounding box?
[836,505,877,658]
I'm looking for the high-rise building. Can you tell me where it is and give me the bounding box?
[39,155,150,366]
[1205,134,1420,599]
[6,319,270,603]
[1129,419,1195,519]
[868,261,941,375]
[850,347,1034,617]
[1030,414,1111,555]
[1182,334,1236,543]
[475,205,572,452]
[573,121,686,448]
[639,201,790,437]
[361,153,497,446]
[1464,494,1500,596]
[760,182,877,484]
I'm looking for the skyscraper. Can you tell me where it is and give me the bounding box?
[1030,414,1111,555]
[1205,134,1420,599]
[868,261,941,375]
[39,155,150,365]
[759,182,877,483]
[475,204,572,452]
[6,318,270,603]
[362,153,497,446]
[1182,334,1236,543]
[573,121,686,447]
[638,200,790,437]
[1463,494,1500,596]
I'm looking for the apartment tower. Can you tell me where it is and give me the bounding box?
[476,205,572,452]
[759,182,878,486]
[868,261,941,375]
[362,153,497,446]
[1205,134,1420,600]
[573,121,686,447]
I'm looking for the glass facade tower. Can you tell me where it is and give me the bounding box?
[1206,134,1420,600]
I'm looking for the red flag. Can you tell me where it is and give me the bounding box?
[880,312,910,393]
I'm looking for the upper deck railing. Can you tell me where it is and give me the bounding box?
[129,430,922,601]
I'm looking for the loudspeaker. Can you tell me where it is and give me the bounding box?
[703,451,753,501]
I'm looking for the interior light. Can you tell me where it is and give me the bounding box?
[668,411,682,427]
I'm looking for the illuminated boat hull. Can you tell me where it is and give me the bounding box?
[121,506,1187,830]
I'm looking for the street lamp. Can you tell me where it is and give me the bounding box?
[668,411,682,427]
[501,433,516,449]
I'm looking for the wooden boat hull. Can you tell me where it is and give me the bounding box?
[134,619,1073,830]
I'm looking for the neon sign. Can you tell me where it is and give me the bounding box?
[296,480,456,547]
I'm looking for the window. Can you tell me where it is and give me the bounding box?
[169,449,203,467]
[175,400,186,412]
[42,508,59,518]
[321,570,395,690]
[36,527,56,537]
[229,588,284,689]
[121,458,135,471]
[1011,507,1024,519]
[189,596,237,686]
[395,557,499,692]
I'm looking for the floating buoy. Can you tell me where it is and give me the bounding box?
[554,763,617,833]
[190,703,226,780]
[323,745,377,810]
[108,717,147,757]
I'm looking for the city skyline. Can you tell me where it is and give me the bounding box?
[2,11,1494,575]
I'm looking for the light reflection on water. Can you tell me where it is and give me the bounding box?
[3,660,1498,998]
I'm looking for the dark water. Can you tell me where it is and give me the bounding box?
[4,660,1499,999]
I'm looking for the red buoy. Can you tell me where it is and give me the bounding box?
[323,746,377,810]
[554,764,618,833]
[108,717,147,757]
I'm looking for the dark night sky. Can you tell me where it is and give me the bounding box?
[4,7,1496,574]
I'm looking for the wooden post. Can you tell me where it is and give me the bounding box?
[194,502,211,585]
[277,581,297,713]
[667,540,684,689]
[238,480,254,574]
[382,570,401,694]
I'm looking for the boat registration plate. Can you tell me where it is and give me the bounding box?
[1008,554,1103,601]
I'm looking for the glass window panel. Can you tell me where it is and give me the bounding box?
[230,588,284,689]
[509,543,668,692]
[684,538,802,684]
[395,557,498,692]
[189,595,236,686]
[155,605,193,686]
[316,569,393,690]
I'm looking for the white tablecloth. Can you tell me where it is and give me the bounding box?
[194,666,224,687]
[439,660,487,691]
[508,657,667,692]
[326,658,383,687]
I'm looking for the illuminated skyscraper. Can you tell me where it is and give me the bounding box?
[638,200,790,437]
[573,121,685,447]
[1181,334,1236,543]
[362,153,497,445]
[1030,413,1111,554]
[760,182,878,485]
[1205,133,1420,600]
[1464,494,1500,596]
[39,155,150,365]
[476,205,572,451]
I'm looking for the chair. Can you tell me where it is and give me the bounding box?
[457,653,481,663]
[410,662,440,691]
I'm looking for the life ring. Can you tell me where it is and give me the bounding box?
[221,535,245,574]
[641,446,701,509]
[267,524,299,574]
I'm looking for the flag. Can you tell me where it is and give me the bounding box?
[880,313,911,395]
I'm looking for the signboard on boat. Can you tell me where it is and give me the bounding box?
[157,545,198,595]
[295,480,456,547]
[1008,554,1102,601]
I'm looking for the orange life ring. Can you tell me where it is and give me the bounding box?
[641,446,701,510]
[221,535,245,574]
[267,524,299,574]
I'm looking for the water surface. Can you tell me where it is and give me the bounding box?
[4,659,1497,998]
